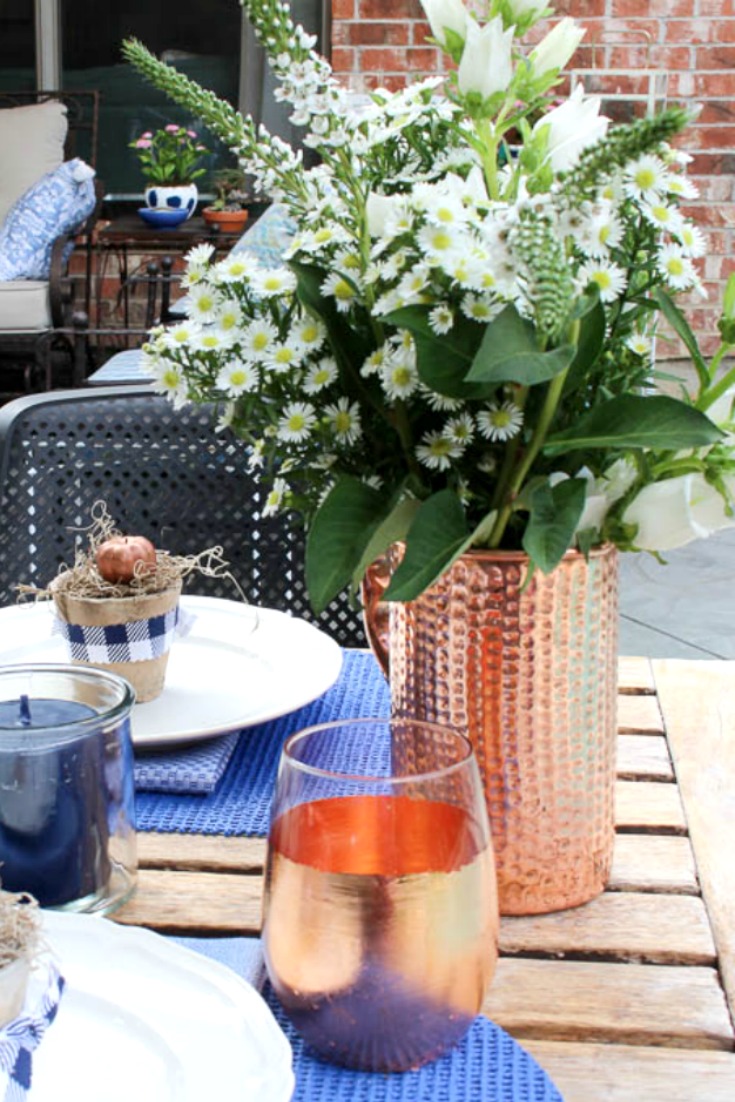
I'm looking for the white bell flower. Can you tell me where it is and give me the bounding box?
[457,16,515,100]
[419,0,469,48]
[622,473,735,552]
[530,18,586,78]
[533,84,609,173]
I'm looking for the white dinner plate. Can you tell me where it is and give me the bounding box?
[0,596,343,747]
[28,912,294,1102]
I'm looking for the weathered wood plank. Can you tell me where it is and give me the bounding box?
[500,892,714,964]
[616,733,673,781]
[654,659,735,1028]
[617,656,655,693]
[483,957,734,1049]
[608,834,698,894]
[137,832,267,872]
[615,780,686,831]
[524,1040,735,1102]
[114,869,263,934]
[617,693,664,734]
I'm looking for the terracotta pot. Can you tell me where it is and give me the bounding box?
[202,206,250,233]
[363,544,619,915]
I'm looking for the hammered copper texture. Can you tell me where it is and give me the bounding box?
[386,546,619,916]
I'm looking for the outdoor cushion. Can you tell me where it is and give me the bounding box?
[0,100,67,224]
[0,159,96,282]
[0,280,50,330]
[231,202,296,267]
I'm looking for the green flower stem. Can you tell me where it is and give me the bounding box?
[487,328,578,549]
[474,118,500,201]
[649,454,706,479]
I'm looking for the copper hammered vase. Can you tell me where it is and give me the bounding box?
[362,544,619,916]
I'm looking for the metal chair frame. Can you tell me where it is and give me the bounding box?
[0,385,367,648]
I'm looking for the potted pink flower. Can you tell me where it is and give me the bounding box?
[130,123,208,223]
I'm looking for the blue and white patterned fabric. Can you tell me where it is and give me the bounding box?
[230,202,296,268]
[0,965,64,1102]
[53,605,181,664]
[0,159,96,282]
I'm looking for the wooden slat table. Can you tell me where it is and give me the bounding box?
[115,657,735,1101]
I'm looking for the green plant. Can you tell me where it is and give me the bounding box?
[123,0,735,613]
[129,124,208,186]
[209,166,251,211]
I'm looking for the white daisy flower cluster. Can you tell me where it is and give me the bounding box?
[128,0,735,606]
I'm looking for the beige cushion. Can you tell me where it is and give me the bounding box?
[0,102,67,224]
[0,280,51,330]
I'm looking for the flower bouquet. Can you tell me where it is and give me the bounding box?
[123,0,735,614]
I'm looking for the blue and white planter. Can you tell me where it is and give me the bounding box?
[144,183,198,219]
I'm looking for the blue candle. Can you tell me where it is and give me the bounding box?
[0,695,112,907]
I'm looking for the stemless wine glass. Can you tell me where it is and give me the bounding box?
[262,717,499,1072]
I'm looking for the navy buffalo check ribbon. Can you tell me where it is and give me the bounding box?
[0,965,64,1101]
[54,606,179,664]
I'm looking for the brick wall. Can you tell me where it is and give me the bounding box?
[330,0,735,359]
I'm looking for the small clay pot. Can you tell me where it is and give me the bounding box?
[202,206,250,234]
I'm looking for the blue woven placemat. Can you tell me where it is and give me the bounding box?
[134,731,240,794]
[173,934,564,1102]
[136,649,390,835]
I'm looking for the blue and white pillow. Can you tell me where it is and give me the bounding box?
[0,159,96,282]
[230,202,295,268]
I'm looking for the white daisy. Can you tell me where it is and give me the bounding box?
[421,385,464,412]
[215,401,236,433]
[381,359,419,400]
[194,330,232,353]
[265,341,302,373]
[240,319,278,360]
[577,260,627,303]
[320,271,358,311]
[185,243,216,268]
[215,254,255,282]
[625,333,653,358]
[251,267,297,297]
[656,244,699,290]
[278,402,317,442]
[187,286,221,323]
[324,397,362,444]
[429,304,454,335]
[640,200,685,235]
[676,221,707,258]
[290,316,326,351]
[162,320,202,347]
[216,359,259,396]
[263,477,289,518]
[416,430,463,471]
[216,301,242,334]
[461,293,499,322]
[477,402,523,442]
[150,362,189,409]
[361,348,387,377]
[664,172,699,201]
[304,357,338,393]
[446,412,475,447]
[417,223,461,265]
[624,154,668,201]
[585,207,624,257]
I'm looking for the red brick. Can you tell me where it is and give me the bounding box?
[665,19,718,44]
[697,0,735,14]
[695,44,735,68]
[357,0,422,18]
[330,47,356,74]
[361,45,440,73]
[610,0,693,14]
[343,22,411,46]
[331,0,355,18]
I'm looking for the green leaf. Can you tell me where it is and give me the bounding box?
[350,496,421,594]
[466,304,576,386]
[383,490,474,602]
[382,306,495,398]
[522,478,586,573]
[544,394,723,454]
[562,299,605,397]
[652,287,709,390]
[305,477,389,615]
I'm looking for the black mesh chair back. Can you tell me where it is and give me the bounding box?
[0,386,367,647]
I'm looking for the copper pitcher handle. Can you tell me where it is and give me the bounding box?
[360,557,392,677]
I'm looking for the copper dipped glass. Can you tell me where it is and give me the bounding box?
[262,718,499,1072]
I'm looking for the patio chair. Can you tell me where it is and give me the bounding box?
[0,385,367,647]
[0,90,101,399]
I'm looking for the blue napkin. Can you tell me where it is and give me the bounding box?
[134,731,239,795]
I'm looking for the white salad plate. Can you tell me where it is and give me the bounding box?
[27,912,294,1102]
[0,595,343,747]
